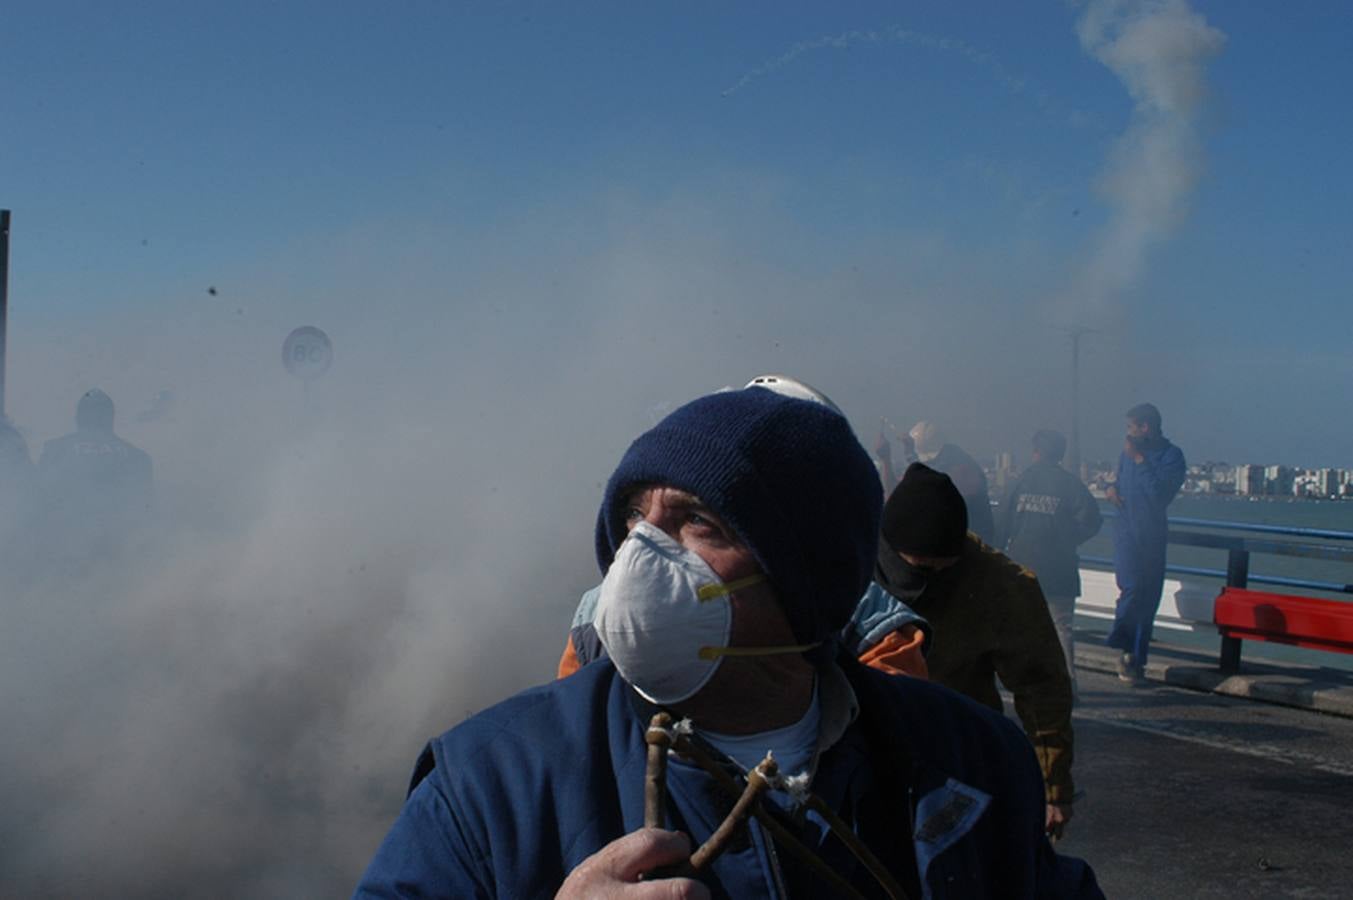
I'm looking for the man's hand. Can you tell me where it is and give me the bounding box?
[1045,802,1074,842]
[1105,485,1123,508]
[556,829,710,899]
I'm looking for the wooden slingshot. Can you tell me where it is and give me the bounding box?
[642,712,911,900]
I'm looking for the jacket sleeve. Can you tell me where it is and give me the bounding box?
[857,625,929,679]
[1136,441,1190,511]
[1068,482,1103,547]
[1138,445,1186,508]
[988,561,1076,804]
[558,586,606,679]
[557,636,581,679]
[353,776,492,899]
[841,581,933,658]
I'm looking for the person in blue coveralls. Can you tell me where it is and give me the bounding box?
[355,386,1102,899]
[1105,403,1186,685]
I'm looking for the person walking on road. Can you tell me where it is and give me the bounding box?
[1105,403,1186,685]
[878,462,1079,841]
[999,429,1103,697]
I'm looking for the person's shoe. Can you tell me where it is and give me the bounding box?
[1116,652,1135,682]
[1118,653,1149,686]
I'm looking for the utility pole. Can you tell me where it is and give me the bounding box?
[0,209,10,418]
[1066,326,1097,478]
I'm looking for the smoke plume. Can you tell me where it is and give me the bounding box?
[1070,0,1226,310]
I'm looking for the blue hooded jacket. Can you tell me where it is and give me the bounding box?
[355,658,1100,899]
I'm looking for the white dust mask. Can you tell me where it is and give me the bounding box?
[594,520,816,705]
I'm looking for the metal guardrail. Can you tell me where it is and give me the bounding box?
[1089,508,1353,670]
[1165,515,1353,543]
[1092,509,1353,594]
[1083,554,1353,595]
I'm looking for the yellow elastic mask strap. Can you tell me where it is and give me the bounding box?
[698,641,821,661]
[695,573,767,603]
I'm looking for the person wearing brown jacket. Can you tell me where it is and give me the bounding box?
[877,462,1078,840]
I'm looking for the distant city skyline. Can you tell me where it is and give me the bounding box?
[986,451,1353,502]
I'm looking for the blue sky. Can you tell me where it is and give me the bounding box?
[3,1,1352,467]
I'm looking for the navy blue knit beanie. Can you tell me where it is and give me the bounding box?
[595,387,882,645]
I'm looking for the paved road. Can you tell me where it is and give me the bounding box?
[1049,668,1353,898]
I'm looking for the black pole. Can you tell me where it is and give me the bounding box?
[1069,329,1081,475]
[1064,325,1100,481]
[1219,547,1250,674]
[0,209,10,419]
[1225,547,1251,589]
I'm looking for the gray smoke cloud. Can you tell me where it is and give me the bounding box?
[1068,0,1226,312]
[3,192,973,896]
[0,390,602,896]
[0,215,679,894]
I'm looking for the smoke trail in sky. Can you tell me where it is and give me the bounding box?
[1070,0,1226,310]
[721,25,1093,129]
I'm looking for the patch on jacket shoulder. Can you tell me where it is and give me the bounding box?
[914,779,991,851]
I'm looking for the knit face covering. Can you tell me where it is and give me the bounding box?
[875,541,931,600]
[594,521,817,706]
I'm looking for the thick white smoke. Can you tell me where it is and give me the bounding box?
[0,402,600,896]
[1,196,953,896]
[1070,0,1226,310]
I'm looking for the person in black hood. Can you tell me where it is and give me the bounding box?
[998,430,1103,695]
[877,462,1078,841]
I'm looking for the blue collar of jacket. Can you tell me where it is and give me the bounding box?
[624,656,998,894]
[403,658,1060,898]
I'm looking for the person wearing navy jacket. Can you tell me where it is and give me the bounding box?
[1105,403,1187,684]
[355,387,1102,899]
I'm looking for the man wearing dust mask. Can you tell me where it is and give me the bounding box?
[355,387,1101,898]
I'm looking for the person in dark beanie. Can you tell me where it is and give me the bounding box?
[561,375,932,682]
[357,388,1102,898]
[999,430,1104,696]
[877,462,1080,842]
[1105,402,1186,684]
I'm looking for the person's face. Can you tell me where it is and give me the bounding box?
[621,485,792,644]
[898,551,961,574]
[1126,418,1152,442]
